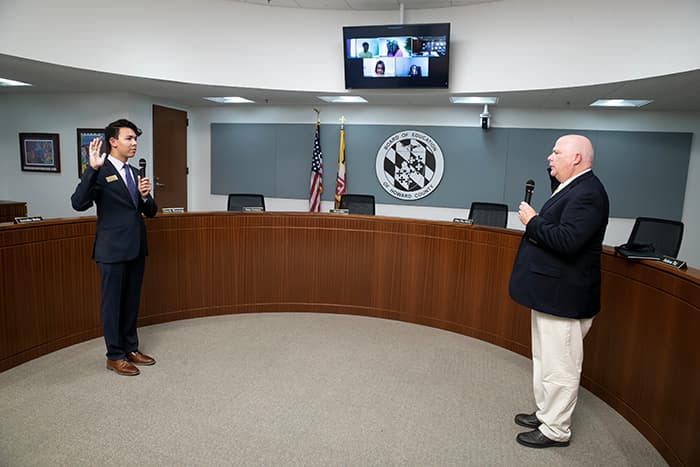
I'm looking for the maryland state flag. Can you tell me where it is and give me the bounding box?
[334,122,346,209]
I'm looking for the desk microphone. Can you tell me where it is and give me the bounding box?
[524,179,535,204]
[138,158,147,178]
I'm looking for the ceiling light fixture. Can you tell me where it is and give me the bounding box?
[203,96,255,104]
[450,96,499,105]
[590,99,653,108]
[317,96,368,103]
[0,77,32,87]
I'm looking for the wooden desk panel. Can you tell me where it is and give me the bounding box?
[140,213,529,355]
[1,213,698,466]
[0,219,101,369]
[0,200,27,223]
[585,255,700,466]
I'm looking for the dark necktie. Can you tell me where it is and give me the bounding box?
[124,165,138,206]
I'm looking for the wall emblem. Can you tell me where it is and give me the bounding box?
[375,130,444,200]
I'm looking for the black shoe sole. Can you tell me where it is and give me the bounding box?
[106,365,140,376]
[516,437,570,449]
[128,360,156,366]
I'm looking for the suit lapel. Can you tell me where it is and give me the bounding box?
[104,159,134,204]
[539,171,593,214]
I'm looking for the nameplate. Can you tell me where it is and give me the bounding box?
[329,208,349,214]
[452,218,473,224]
[161,207,185,213]
[242,206,264,212]
[14,216,43,224]
[660,256,687,269]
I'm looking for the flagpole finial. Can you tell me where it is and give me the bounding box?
[340,115,346,126]
[313,108,320,124]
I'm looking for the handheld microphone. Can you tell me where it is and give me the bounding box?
[138,158,147,178]
[524,179,535,204]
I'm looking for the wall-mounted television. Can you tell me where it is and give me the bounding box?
[343,23,450,89]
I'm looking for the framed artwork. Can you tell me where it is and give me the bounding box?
[19,133,61,173]
[76,128,105,177]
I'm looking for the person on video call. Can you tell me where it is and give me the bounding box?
[71,119,158,376]
[387,40,403,57]
[508,134,609,448]
[408,64,421,77]
[358,41,373,58]
[374,60,386,76]
[421,43,438,56]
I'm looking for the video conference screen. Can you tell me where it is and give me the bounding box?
[343,23,450,89]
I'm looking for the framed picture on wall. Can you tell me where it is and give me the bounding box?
[76,128,105,177]
[19,133,61,173]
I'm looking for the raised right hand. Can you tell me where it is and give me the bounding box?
[89,138,107,169]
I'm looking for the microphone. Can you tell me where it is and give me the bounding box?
[524,179,535,204]
[138,158,147,178]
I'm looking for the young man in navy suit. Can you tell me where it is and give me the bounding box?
[509,135,609,448]
[71,119,158,376]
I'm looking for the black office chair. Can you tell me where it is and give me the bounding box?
[227,194,265,212]
[339,194,375,215]
[624,217,684,258]
[467,202,509,228]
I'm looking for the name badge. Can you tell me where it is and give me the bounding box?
[106,175,118,183]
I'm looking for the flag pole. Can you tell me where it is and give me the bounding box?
[334,116,347,209]
[309,109,324,212]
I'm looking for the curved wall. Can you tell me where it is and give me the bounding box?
[1,213,699,466]
[1,0,698,92]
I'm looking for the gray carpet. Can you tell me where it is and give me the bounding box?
[0,313,667,466]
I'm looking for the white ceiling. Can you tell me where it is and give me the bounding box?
[234,0,499,10]
[2,53,699,111]
[2,0,699,111]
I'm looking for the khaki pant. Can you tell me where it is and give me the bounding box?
[531,309,594,442]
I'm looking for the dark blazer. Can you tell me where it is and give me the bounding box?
[71,159,157,263]
[508,171,609,319]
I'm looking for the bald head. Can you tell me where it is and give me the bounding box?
[548,134,595,183]
[561,134,594,165]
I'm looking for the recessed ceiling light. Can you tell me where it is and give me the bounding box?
[317,96,368,103]
[590,99,653,108]
[449,96,499,105]
[203,96,255,104]
[0,77,32,87]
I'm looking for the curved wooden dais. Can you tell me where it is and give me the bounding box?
[1,212,698,466]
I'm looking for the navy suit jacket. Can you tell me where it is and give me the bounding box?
[71,159,157,263]
[508,171,609,319]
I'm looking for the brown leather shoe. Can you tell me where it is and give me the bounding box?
[126,351,156,366]
[106,358,140,376]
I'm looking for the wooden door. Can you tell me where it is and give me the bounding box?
[152,105,188,210]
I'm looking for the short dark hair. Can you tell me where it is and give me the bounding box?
[105,119,142,142]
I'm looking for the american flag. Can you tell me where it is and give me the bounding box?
[309,122,323,212]
[334,123,346,209]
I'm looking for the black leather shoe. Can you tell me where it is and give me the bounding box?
[516,429,570,448]
[514,412,541,429]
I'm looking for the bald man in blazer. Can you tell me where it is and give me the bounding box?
[71,119,157,376]
[509,134,609,448]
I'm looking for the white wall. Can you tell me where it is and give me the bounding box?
[187,105,700,265]
[0,93,153,217]
[1,0,698,93]
[0,95,698,265]
[1,0,698,264]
